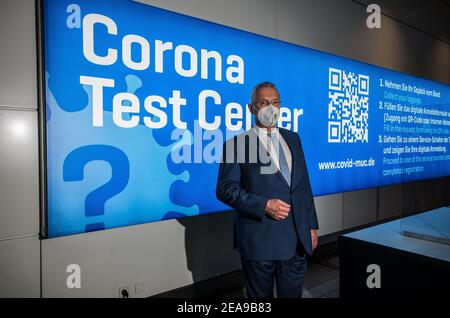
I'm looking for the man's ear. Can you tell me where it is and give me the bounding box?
[247,104,254,115]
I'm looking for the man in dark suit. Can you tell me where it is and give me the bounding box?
[216,82,319,298]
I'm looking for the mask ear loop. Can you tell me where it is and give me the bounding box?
[249,104,260,118]
[250,104,261,127]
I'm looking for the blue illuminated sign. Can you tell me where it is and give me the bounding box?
[43,0,450,237]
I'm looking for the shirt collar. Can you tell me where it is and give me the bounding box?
[254,125,279,137]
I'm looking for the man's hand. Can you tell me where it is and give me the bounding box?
[311,229,318,251]
[265,199,291,220]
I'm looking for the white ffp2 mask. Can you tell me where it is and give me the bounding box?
[253,104,280,127]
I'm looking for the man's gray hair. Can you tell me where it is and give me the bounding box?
[250,81,280,106]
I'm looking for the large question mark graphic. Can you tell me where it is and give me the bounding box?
[63,145,130,232]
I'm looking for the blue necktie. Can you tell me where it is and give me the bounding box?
[268,133,291,186]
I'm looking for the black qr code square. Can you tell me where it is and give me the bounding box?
[328,67,369,143]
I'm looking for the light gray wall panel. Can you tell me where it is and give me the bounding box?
[378,184,403,221]
[276,0,449,84]
[135,0,277,38]
[0,109,39,239]
[358,0,450,44]
[0,236,40,298]
[314,194,343,236]
[0,0,37,108]
[343,189,378,230]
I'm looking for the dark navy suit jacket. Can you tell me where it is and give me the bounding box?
[216,127,319,261]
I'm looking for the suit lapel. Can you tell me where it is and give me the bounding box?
[277,129,296,190]
[274,165,290,189]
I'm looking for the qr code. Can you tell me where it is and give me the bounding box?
[328,68,369,143]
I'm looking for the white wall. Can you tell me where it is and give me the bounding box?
[0,0,448,298]
[42,212,240,297]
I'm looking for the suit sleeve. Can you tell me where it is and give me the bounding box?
[297,134,319,230]
[216,140,268,221]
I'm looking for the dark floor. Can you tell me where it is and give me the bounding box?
[217,254,340,298]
